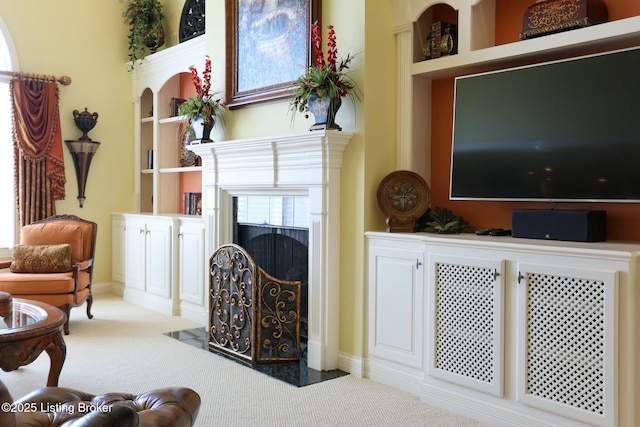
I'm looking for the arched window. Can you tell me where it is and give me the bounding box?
[0,17,17,257]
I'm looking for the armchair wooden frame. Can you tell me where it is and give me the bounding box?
[0,214,97,334]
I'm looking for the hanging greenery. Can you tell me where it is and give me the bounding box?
[123,0,166,67]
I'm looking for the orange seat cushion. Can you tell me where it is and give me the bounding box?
[0,271,91,294]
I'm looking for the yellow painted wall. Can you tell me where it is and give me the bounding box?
[359,2,397,357]
[0,0,134,284]
[0,0,393,360]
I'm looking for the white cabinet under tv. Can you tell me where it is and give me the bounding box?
[366,231,640,427]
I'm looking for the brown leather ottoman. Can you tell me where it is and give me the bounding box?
[0,379,200,427]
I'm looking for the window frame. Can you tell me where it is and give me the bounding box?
[0,15,19,259]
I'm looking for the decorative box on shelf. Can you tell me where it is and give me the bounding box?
[170,98,186,117]
[423,22,457,60]
[520,0,608,40]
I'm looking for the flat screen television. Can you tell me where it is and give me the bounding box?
[449,46,640,203]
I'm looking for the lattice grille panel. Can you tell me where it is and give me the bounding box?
[525,272,605,416]
[435,263,496,385]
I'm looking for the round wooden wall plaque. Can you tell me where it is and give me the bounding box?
[377,170,430,232]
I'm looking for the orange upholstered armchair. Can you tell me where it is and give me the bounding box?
[0,215,97,334]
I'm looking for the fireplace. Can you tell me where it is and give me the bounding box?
[188,130,352,371]
[234,218,309,351]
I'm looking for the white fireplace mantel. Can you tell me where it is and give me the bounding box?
[188,130,353,371]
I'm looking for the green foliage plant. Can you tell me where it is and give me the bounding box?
[178,56,225,132]
[123,0,166,67]
[418,207,475,234]
[289,23,361,122]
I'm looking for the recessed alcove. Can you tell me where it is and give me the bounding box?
[413,4,459,63]
[393,0,640,241]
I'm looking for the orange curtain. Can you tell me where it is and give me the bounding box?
[10,78,65,226]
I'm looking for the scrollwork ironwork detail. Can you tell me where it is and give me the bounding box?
[209,246,254,359]
[179,0,205,43]
[258,280,300,360]
[209,244,301,362]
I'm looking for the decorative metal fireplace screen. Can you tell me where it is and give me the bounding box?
[209,244,301,362]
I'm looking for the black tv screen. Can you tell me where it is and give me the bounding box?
[450,47,640,202]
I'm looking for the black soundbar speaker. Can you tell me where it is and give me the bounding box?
[511,209,606,242]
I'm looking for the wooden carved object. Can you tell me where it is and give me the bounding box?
[377,170,430,233]
[521,0,608,40]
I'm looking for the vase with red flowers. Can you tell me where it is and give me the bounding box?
[290,24,361,131]
[178,56,225,142]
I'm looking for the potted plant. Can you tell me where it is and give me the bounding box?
[178,56,225,142]
[290,23,361,131]
[417,207,475,234]
[123,0,166,66]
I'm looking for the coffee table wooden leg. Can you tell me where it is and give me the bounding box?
[44,331,66,386]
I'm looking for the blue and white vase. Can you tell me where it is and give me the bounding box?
[307,94,342,131]
[190,116,213,142]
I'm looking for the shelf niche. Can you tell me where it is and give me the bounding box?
[411,0,496,64]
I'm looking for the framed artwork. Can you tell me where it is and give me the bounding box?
[225,0,321,109]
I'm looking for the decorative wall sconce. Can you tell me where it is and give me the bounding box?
[65,108,100,207]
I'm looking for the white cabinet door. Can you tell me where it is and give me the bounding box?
[516,262,617,427]
[124,216,147,291]
[178,219,205,306]
[145,218,173,299]
[368,242,425,370]
[427,253,505,397]
[111,215,126,283]
[122,214,178,316]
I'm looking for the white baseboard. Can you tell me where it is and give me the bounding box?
[364,358,424,396]
[362,357,597,427]
[337,352,364,377]
[177,301,207,326]
[122,287,175,316]
[92,281,124,296]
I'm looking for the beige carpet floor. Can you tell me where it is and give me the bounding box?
[1,294,488,426]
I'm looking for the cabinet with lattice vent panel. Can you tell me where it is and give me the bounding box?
[427,254,505,397]
[516,263,617,427]
[365,231,640,427]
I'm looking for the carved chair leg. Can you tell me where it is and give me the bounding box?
[86,294,94,319]
[60,304,72,335]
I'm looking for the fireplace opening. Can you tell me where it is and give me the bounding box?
[232,196,309,357]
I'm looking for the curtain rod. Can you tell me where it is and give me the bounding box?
[0,70,71,85]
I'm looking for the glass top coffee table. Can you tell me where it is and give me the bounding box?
[0,298,66,386]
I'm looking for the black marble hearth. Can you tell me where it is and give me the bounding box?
[164,327,348,387]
